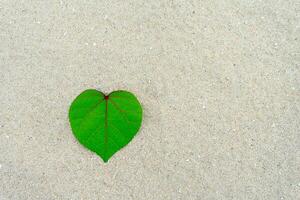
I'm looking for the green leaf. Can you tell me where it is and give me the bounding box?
[69,89,143,162]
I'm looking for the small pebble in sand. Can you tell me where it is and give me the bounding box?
[271,123,276,128]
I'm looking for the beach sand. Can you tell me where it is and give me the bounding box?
[0,0,299,199]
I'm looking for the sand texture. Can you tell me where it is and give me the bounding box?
[0,0,299,199]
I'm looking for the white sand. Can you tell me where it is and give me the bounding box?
[0,0,299,199]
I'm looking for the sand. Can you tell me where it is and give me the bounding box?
[0,0,299,199]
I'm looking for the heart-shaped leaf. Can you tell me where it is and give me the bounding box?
[69,89,143,162]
